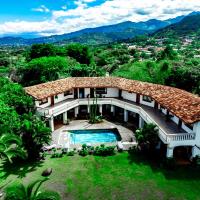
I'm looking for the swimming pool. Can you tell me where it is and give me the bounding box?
[69,129,121,144]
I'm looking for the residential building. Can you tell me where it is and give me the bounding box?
[25,77,200,158]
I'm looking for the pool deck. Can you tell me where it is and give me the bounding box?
[52,120,136,150]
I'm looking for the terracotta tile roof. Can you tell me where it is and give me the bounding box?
[25,77,200,124]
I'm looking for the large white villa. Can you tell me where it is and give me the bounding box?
[25,77,200,158]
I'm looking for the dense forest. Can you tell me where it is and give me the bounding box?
[0,37,199,94]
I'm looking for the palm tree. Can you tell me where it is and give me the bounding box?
[0,134,26,163]
[135,123,159,150]
[4,177,60,200]
[22,113,51,160]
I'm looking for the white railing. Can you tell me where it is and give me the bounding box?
[51,99,79,116]
[159,129,168,142]
[36,98,196,144]
[36,107,50,117]
[166,132,196,142]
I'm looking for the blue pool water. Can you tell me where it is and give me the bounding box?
[69,129,121,144]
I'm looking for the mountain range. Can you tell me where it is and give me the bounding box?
[153,14,200,38]
[0,11,199,46]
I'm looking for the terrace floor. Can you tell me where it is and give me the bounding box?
[141,104,186,134]
[122,99,187,134]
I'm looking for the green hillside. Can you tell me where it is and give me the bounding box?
[154,14,200,38]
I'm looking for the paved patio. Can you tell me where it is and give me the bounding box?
[52,119,136,150]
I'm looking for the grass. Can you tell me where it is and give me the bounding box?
[1,152,200,200]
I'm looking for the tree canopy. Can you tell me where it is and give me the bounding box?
[0,77,51,163]
[66,43,93,65]
[27,44,57,60]
[19,56,68,86]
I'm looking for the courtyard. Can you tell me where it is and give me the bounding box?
[51,119,137,150]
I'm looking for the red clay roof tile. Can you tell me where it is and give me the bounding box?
[25,77,200,124]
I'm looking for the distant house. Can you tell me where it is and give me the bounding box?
[25,77,200,158]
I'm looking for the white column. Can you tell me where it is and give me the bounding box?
[194,122,200,147]
[192,146,200,158]
[49,117,54,132]
[139,116,144,128]
[75,107,79,117]
[124,109,128,122]
[63,112,68,125]
[87,105,90,113]
[111,105,115,116]
[166,146,174,158]
[99,105,103,114]
[77,88,79,99]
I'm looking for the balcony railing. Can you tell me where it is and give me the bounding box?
[166,132,196,142]
[36,98,196,144]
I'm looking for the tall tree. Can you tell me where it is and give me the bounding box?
[158,45,177,60]
[21,114,51,160]
[27,44,57,61]
[19,56,68,86]
[0,101,21,136]
[66,43,93,65]
[0,78,34,114]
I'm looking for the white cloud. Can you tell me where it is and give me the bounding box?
[0,0,200,36]
[32,5,50,13]
[0,20,58,36]
[81,0,96,2]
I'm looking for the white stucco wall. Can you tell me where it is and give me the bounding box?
[169,113,179,125]
[182,123,193,133]
[161,107,167,115]
[54,91,74,104]
[140,95,155,107]
[83,88,118,98]
[193,122,200,146]
[104,88,119,97]
[84,88,90,98]
[35,97,51,108]
[122,91,136,102]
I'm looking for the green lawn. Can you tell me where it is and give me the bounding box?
[1,152,200,200]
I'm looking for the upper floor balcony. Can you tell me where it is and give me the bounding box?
[36,97,196,146]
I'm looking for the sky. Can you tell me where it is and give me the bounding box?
[0,0,200,37]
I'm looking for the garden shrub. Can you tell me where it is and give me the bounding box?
[61,148,68,155]
[78,144,115,157]
[51,149,63,158]
[128,146,140,154]
[79,144,89,156]
[67,151,75,156]
[88,146,94,155]
[79,149,88,156]
[41,152,48,160]
[93,144,115,156]
[192,155,200,166]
